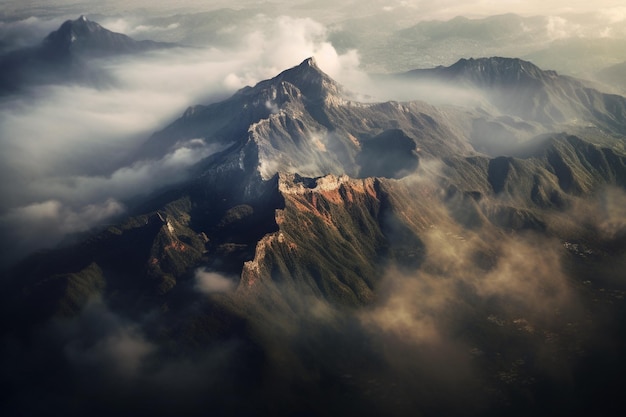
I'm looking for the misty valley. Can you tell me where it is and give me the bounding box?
[1,4,626,417]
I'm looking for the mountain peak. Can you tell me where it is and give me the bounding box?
[41,15,169,57]
[403,56,560,95]
[448,56,558,84]
[268,56,344,103]
[43,16,109,52]
[454,56,542,72]
[300,57,317,67]
[55,15,103,37]
[281,56,324,79]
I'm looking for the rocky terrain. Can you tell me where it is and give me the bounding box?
[1,23,626,416]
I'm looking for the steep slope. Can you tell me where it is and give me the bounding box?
[42,15,170,57]
[142,57,474,176]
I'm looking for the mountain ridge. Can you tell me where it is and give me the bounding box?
[3,55,626,417]
[401,56,626,146]
[42,15,172,57]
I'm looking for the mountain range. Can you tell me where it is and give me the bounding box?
[331,12,626,78]
[0,15,173,94]
[2,18,626,417]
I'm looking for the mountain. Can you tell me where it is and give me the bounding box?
[2,58,626,416]
[42,15,171,57]
[400,57,626,152]
[0,15,174,94]
[335,12,626,75]
[142,57,473,174]
[597,60,626,94]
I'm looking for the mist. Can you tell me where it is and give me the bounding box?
[0,13,363,265]
[1,2,626,416]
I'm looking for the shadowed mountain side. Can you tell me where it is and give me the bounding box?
[446,135,626,200]
[357,129,420,178]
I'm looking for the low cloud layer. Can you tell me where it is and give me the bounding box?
[0,16,67,53]
[195,269,236,293]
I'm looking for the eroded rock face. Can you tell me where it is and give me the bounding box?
[239,173,383,305]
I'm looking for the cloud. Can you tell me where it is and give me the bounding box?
[0,16,67,53]
[545,16,582,40]
[564,186,626,240]
[194,269,236,293]
[98,16,180,39]
[359,230,574,348]
[0,14,364,266]
[0,138,223,265]
[218,15,363,90]
[62,299,155,378]
[0,199,124,265]
[384,0,626,20]
[599,6,626,23]
[0,288,253,415]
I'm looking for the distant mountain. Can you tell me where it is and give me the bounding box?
[597,60,626,94]
[401,57,626,144]
[0,15,174,94]
[42,15,171,57]
[335,12,626,75]
[3,58,626,416]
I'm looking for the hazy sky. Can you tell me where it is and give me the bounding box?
[3,0,626,21]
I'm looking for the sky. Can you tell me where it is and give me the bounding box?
[3,0,626,21]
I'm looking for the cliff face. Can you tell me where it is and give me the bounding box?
[240,173,383,306]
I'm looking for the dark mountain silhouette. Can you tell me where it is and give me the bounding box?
[0,15,174,94]
[42,15,169,57]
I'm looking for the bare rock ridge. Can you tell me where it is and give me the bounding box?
[42,15,170,57]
